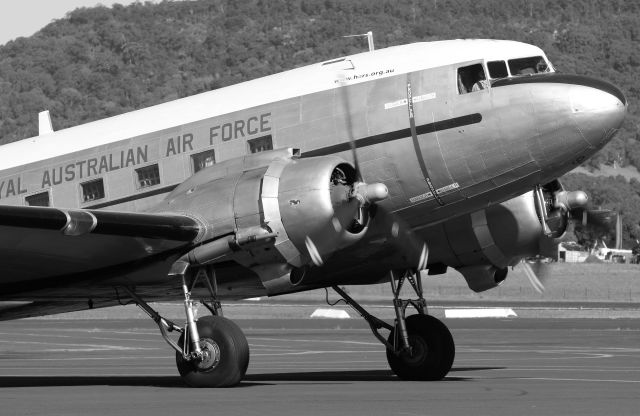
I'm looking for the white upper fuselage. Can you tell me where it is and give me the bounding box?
[0,40,547,171]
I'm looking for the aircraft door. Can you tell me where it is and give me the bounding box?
[404,65,473,207]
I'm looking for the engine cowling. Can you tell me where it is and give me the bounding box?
[426,191,543,270]
[424,190,548,292]
[426,180,588,292]
[155,148,375,293]
[455,265,508,293]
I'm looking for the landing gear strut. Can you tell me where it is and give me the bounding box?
[333,270,454,380]
[125,264,249,387]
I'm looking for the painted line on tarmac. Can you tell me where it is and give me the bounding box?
[0,339,159,351]
[0,356,169,361]
[514,376,640,383]
[495,366,640,372]
[251,337,379,345]
[252,350,380,356]
[445,308,517,318]
[310,308,351,318]
[251,360,383,365]
[0,331,157,342]
[456,351,612,360]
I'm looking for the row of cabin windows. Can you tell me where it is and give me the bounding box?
[23,135,274,207]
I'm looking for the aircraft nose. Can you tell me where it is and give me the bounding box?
[568,76,627,148]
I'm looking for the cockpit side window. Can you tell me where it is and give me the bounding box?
[457,63,488,94]
[488,61,508,79]
[508,56,549,75]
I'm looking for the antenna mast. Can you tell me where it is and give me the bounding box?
[343,31,375,52]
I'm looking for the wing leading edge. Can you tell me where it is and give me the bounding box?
[0,205,205,303]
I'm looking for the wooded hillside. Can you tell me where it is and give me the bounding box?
[0,0,639,247]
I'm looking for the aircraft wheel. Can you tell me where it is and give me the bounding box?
[386,314,455,380]
[176,315,249,387]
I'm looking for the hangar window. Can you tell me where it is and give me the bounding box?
[135,164,160,189]
[248,135,273,154]
[488,60,508,79]
[191,149,216,173]
[81,179,105,202]
[457,63,488,94]
[508,56,549,75]
[25,191,50,207]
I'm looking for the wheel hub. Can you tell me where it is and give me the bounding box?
[401,335,428,366]
[194,338,221,371]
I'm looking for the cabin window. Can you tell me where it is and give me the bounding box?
[248,135,273,153]
[508,56,548,75]
[81,179,105,202]
[191,149,216,173]
[488,61,508,79]
[25,191,50,207]
[135,164,160,189]
[457,63,488,94]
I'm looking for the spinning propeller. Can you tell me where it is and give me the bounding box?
[303,73,429,271]
[523,182,620,293]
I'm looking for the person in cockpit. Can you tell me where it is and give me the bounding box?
[472,67,489,91]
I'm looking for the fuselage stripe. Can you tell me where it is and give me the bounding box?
[302,113,482,158]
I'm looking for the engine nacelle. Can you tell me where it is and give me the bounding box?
[276,155,362,265]
[425,190,547,292]
[456,265,508,293]
[155,148,364,293]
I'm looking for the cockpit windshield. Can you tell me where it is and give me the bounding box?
[508,56,549,75]
[455,53,552,94]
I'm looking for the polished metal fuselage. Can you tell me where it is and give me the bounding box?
[0,43,626,302]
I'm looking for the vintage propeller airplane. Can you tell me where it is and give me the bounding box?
[0,39,626,387]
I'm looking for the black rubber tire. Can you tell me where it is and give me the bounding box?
[176,316,249,387]
[386,314,455,381]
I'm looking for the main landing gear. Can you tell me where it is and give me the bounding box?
[125,266,451,386]
[124,264,249,387]
[333,270,455,380]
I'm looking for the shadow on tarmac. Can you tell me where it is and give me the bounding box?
[0,367,501,388]
[0,376,188,388]
[245,366,502,382]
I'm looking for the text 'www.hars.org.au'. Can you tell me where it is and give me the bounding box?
[335,69,395,83]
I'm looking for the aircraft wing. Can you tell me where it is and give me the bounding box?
[0,205,203,300]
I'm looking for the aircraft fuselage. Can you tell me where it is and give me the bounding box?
[0,39,626,299]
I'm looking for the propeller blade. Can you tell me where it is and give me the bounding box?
[615,213,622,250]
[521,261,545,294]
[307,71,429,272]
[303,199,361,267]
[336,72,361,179]
[571,208,618,228]
[374,206,429,271]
